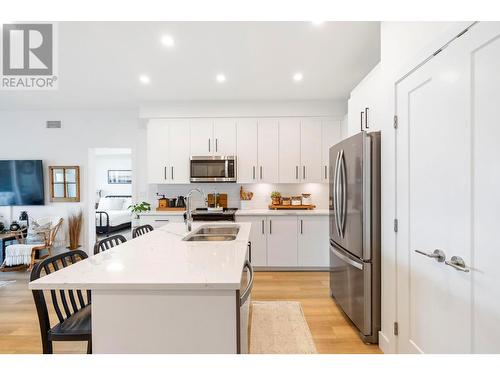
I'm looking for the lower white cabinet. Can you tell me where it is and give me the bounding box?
[267,216,298,267]
[243,216,267,267]
[298,216,329,267]
[139,214,184,229]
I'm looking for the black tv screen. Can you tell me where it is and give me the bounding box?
[0,160,45,206]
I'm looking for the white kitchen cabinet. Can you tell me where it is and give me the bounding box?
[347,63,381,137]
[213,119,237,156]
[147,119,190,184]
[321,119,342,182]
[267,216,298,267]
[168,120,191,183]
[257,119,279,183]
[139,214,184,229]
[147,120,170,184]
[190,119,213,155]
[297,216,329,267]
[236,119,258,183]
[236,216,267,267]
[300,118,323,183]
[278,118,301,183]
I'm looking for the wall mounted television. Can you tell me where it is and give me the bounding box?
[0,160,45,206]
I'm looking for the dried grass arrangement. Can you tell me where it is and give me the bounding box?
[68,211,83,250]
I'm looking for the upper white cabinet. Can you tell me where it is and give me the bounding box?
[321,119,342,182]
[347,63,382,137]
[147,116,341,184]
[190,118,214,155]
[300,118,323,183]
[257,119,279,183]
[190,118,237,156]
[147,119,190,184]
[278,118,301,183]
[213,119,237,155]
[236,119,258,183]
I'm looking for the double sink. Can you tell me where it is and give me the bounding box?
[182,225,240,242]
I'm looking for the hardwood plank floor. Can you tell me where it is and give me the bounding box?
[0,270,380,354]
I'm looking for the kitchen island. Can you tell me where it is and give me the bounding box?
[29,222,252,354]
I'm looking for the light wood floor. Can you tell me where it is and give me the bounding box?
[0,270,380,354]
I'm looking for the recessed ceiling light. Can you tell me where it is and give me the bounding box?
[161,34,175,48]
[139,74,150,84]
[311,21,325,26]
[293,72,303,82]
[216,74,226,83]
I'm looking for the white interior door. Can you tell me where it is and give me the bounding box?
[396,22,500,354]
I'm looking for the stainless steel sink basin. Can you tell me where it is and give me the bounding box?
[182,225,240,242]
[184,234,237,242]
[194,226,240,235]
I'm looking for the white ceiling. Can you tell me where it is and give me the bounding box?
[0,22,380,109]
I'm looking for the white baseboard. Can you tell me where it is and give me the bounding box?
[378,331,394,354]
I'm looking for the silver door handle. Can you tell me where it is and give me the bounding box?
[414,249,446,262]
[216,138,218,152]
[261,219,264,234]
[260,166,263,179]
[445,256,470,272]
[338,149,346,238]
[253,166,256,180]
[300,219,303,234]
[171,166,174,180]
[324,165,327,180]
[164,166,167,180]
[333,151,341,237]
[296,166,298,180]
[269,219,272,234]
[303,165,306,180]
[208,138,211,152]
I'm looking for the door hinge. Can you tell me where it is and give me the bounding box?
[394,322,399,336]
[394,219,398,233]
[393,115,398,129]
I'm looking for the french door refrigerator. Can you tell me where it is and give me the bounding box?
[329,131,381,344]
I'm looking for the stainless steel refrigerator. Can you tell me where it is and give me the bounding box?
[329,131,381,344]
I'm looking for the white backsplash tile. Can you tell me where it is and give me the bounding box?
[149,183,328,210]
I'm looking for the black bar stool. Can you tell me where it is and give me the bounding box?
[132,224,154,238]
[93,234,127,255]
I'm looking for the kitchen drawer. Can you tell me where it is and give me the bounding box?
[139,215,184,228]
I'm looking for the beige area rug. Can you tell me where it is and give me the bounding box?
[250,301,317,354]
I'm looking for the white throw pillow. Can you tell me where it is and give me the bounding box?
[97,197,124,210]
[122,198,133,210]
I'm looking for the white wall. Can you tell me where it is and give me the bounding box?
[95,153,132,199]
[0,110,145,252]
[375,21,475,354]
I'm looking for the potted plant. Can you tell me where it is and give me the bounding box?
[128,202,151,228]
[271,191,282,205]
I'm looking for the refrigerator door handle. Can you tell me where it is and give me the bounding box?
[339,149,347,237]
[333,151,341,237]
[330,245,363,270]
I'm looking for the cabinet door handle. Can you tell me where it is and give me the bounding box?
[208,138,211,152]
[303,166,306,180]
[253,166,256,180]
[215,138,218,152]
[260,166,263,180]
[171,166,174,180]
[360,111,364,131]
[164,166,167,180]
[300,219,303,234]
[296,166,298,180]
[365,107,369,129]
[269,219,272,234]
[324,165,327,180]
[261,219,264,234]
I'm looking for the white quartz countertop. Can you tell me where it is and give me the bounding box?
[236,208,329,216]
[29,222,251,291]
[139,208,329,216]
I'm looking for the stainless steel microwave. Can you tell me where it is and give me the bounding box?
[190,156,237,182]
